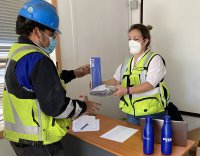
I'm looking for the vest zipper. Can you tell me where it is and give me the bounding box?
[36,100,42,141]
[32,109,40,127]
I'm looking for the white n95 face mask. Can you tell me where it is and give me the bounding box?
[129,40,142,55]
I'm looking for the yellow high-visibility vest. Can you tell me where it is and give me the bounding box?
[119,51,170,116]
[3,43,71,145]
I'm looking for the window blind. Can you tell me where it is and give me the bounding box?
[0,0,27,129]
[0,0,27,43]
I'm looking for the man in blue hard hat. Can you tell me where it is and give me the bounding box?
[3,0,100,156]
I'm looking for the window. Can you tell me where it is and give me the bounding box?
[0,0,27,130]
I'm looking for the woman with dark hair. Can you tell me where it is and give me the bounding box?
[103,24,170,125]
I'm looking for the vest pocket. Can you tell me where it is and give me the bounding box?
[46,119,69,143]
[159,82,170,108]
[119,96,135,115]
[133,97,164,116]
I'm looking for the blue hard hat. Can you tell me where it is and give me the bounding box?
[19,0,61,33]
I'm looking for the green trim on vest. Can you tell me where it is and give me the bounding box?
[119,51,170,116]
[3,43,71,145]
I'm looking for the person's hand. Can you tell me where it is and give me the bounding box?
[74,64,90,78]
[80,96,101,115]
[85,99,101,115]
[113,85,127,96]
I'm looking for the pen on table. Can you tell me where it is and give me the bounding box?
[80,123,88,130]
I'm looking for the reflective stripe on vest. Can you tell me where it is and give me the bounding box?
[120,57,132,82]
[4,46,43,139]
[3,44,70,144]
[119,51,168,116]
[120,52,155,85]
[140,51,154,83]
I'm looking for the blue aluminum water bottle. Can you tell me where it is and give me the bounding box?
[143,116,154,155]
[90,57,102,89]
[161,116,172,155]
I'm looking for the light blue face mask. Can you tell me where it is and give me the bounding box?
[40,31,57,54]
[45,37,57,54]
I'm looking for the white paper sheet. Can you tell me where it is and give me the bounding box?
[72,115,100,132]
[100,125,138,143]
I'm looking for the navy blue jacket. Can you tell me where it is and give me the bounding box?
[14,36,86,118]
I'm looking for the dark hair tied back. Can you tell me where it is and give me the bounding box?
[146,25,153,30]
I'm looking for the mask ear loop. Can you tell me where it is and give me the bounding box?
[32,29,47,50]
[39,39,46,49]
[142,39,150,51]
[38,31,49,49]
[32,28,45,49]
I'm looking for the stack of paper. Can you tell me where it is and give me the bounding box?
[89,84,117,96]
[72,115,100,132]
[100,125,138,143]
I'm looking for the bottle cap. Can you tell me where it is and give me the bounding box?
[145,116,152,123]
[164,116,171,122]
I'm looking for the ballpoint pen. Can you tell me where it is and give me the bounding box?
[80,123,88,130]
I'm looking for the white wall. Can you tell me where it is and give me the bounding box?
[131,0,200,131]
[144,0,200,114]
[57,0,200,130]
[57,0,129,119]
